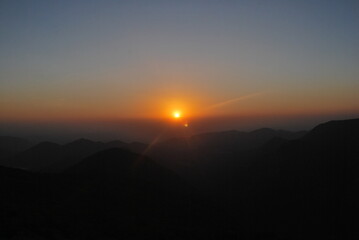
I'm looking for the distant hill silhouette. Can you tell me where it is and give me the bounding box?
[304,118,359,147]
[2,141,62,170]
[191,128,307,150]
[46,138,121,171]
[146,128,307,187]
[1,138,147,172]
[0,136,32,160]
[1,118,359,239]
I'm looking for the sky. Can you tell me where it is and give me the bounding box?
[0,0,358,141]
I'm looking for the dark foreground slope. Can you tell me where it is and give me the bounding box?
[0,148,230,240]
[1,118,359,239]
[146,119,359,239]
[202,119,359,239]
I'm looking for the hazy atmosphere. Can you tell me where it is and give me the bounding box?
[1,0,358,142]
[1,1,359,240]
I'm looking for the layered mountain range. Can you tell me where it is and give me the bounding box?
[1,118,358,239]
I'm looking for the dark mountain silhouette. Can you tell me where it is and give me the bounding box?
[57,148,207,239]
[148,128,307,163]
[259,136,289,153]
[1,118,359,239]
[0,136,32,160]
[2,138,147,172]
[106,140,147,153]
[45,138,115,171]
[146,128,307,187]
[190,128,306,150]
[0,149,228,239]
[49,139,147,172]
[2,141,62,170]
[65,148,185,187]
[143,119,359,238]
[1,129,304,173]
[200,118,359,239]
[304,118,359,147]
[0,165,56,239]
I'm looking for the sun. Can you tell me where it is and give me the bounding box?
[172,111,181,119]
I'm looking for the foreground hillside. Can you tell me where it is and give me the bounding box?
[1,118,358,239]
[1,148,228,239]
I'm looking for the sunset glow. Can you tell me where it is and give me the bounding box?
[1,2,358,238]
[0,1,358,141]
[173,111,181,119]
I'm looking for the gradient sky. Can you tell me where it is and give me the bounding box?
[1,0,359,139]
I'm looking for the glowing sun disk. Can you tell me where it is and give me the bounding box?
[173,111,181,118]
